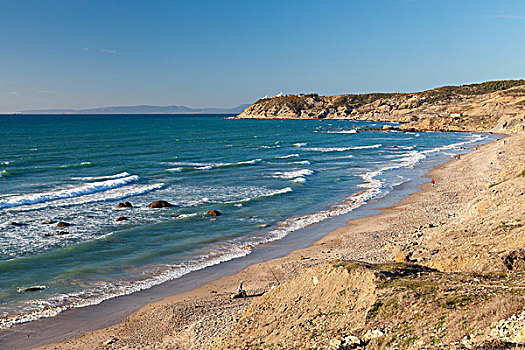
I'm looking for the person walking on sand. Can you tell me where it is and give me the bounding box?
[430,179,435,187]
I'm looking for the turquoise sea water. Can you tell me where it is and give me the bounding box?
[0,114,492,327]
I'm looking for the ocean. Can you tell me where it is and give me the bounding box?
[0,114,492,328]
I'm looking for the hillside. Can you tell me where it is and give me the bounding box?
[237,80,525,132]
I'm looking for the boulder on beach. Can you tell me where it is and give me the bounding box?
[147,200,173,208]
[57,221,71,228]
[116,216,128,222]
[117,201,133,208]
[207,210,222,217]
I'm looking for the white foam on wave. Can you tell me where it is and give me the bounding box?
[302,144,381,152]
[321,154,354,161]
[1,161,9,165]
[292,160,311,165]
[58,162,92,169]
[237,158,262,165]
[350,144,382,150]
[222,187,293,204]
[323,129,359,134]
[293,143,307,147]
[166,168,182,173]
[72,172,131,181]
[360,150,426,183]
[10,183,164,212]
[157,185,293,207]
[421,134,486,154]
[278,154,299,159]
[166,158,262,171]
[175,213,198,219]
[0,175,140,209]
[273,169,314,179]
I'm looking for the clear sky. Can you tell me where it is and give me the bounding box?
[1,0,524,113]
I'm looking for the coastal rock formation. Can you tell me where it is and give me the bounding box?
[116,216,128,222]
[147,200,173,208]
[56,222,71,228]
[117,201,133,208]
[236,80,525,132]
[10,222,25,226]
[207,210,221,217]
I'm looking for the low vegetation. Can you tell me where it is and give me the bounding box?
[252,80,525,110]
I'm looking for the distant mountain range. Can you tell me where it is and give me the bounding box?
[18,104,250,115]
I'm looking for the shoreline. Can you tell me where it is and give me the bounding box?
[0,132,506,349]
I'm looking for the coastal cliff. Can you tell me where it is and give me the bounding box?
[237,80,525,133]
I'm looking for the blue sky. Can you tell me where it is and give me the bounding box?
[1,0,524,113]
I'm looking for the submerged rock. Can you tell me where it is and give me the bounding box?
[56,221,71,228]
[116,216,128,222]
[147,200,173,208]
[207,210,222,217]
[117,201,133,208]
[42,220,56,224]
[10,222,25,226]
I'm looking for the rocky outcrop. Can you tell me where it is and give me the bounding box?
[117,202,133,208]
[207,210,222,217]
[10,222,25,226]
[237,80,525,133]
[56,221,71,228]
[147,200,173,208]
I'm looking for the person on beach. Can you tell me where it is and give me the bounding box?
[431,179,435,187]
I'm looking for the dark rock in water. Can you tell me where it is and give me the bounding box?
[147,200,173,208]
[56,231,70,235]
[116,216,128,222]
[10,222,25,226]
[43,220,56,224]
[18,285,48,293]
[57,221,71,228]
[117,201,133,208]
[207,210,222,217]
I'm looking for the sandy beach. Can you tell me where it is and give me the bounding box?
[0,130,512,349]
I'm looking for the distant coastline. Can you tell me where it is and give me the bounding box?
[16,104,250,115]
